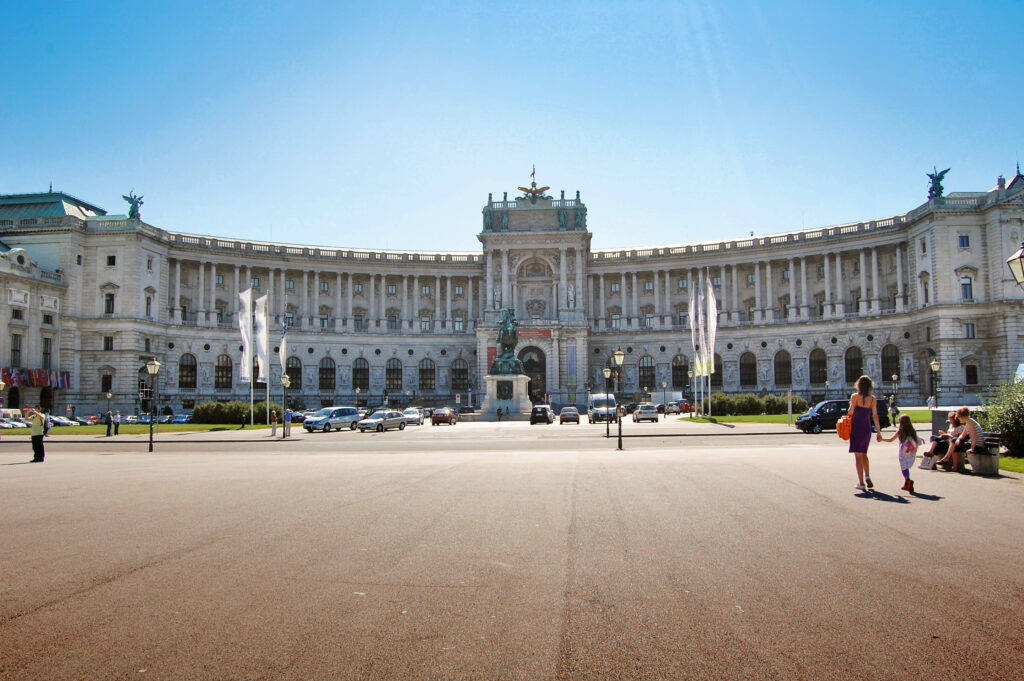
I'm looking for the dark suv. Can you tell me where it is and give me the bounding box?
[796,398,890,434]
[530,405,554,424]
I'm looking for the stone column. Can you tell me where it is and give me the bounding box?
[788,258,797,321]
[279,269,286,321]
[800,257,809,320]
[301,271,309,328]
[824,255,832,318]
[753,262,762,322]
[550,332,560,403]
[210,263,218,325]
[367,273,376,328]
[230,264,238,324]
[575,248,583,310]
[599,274,606,328]
[765,261,774,322]
[312,271,320,325]
[433,275,441,331]
[731,265,739,325]
[859,250,868,315]
[196,260,206,325]
[631,272,639,327]
[335,272,343,331]
[501,250,509,309]
[653,270,661,321]
[445,275,452,325]
[665,268,673,324]
[896,244,905,312]
[486,252,494,311]
[467,277,474,325]
[401,275,409,327]
[834,253,845,316]
[559,247,568,309]
[718,267,727,324]
[172,260,181,322]
[413,275,420,332]
[870,247,880,313]
[346,272,353,329]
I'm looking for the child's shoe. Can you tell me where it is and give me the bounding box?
[900,479,911,491]
[907,479,914,493]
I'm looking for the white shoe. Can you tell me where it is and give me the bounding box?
[855,484,866,492]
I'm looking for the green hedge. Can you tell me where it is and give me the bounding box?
[192,400,283,425]
[982,380,1024,456]
[700,393,809,416]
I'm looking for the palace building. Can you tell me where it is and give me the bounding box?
[1,171,1023,416]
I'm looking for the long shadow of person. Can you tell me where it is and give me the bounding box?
[906,492,943,501]
[862,490,910,504]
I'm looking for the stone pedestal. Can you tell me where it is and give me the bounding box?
[968,451,1000,476]
[480,374,531,419]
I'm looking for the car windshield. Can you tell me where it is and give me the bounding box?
[404,409,417,415]
[313,408,332,417]
[369,411,387,418]
[562,408,577,413]
[593,398,615,409]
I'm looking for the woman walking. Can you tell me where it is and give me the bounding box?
[849,375,883,492]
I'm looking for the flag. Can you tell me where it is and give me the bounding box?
[705,273,718,375]
[278,324,288,377]
[695,273,708,376]
[688,284,699,376]
[531,164,535,179]
[238,289,252,382]
[253,294,269,382]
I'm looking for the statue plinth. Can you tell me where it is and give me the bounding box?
[480,374,532,419]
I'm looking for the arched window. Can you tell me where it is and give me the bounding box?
[638,356,656,393]
[774,350,792,387]
[711,354,723,388]
[179,354,197,389]
[419,358,435,392]
[809,348,827,384]
[739,352,757,388]
[385,358,402,391]
[451,358,469,391]
[286,357,302,390]
[844,347,863,384]
[351,358,369,391]
[881,344,900,381]
[671,355,689,389]
[319,357,336,391]
[214,354,232,389]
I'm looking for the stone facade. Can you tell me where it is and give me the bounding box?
[1,175,1023,416]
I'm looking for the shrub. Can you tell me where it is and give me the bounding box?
[733,393,762,415]
[982,380,1024,456]
[709,393,734,416]
[192,400,282,424]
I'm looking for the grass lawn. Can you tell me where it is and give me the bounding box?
[3,423,269,436]
[998,456,1024,474]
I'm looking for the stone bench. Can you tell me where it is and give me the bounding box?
[968,433,1002,476]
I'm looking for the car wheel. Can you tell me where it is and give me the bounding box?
[359,428,365,433]
[376,423,384,432]
[323,424,331,433]
[812,423,822,434]
[350,421,357,430]
[399,422,406,430]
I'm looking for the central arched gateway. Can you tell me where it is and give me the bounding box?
[518,346,546,403]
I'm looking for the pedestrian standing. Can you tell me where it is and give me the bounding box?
[113,411,121,435]
[270,410,278,437]
[28,405,45,462]
[283,409,291,438]
[849,375,883,492]
[105,411,113,437]
[881,414,923,494]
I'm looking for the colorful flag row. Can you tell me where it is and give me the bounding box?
[1,368,72,389]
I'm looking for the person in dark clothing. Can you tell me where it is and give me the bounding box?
[29,405,46,462]
[105,411,113,437]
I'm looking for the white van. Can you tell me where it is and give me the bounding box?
[587,393,618,423]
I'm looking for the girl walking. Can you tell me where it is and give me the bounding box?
[882,414,924,493]
[849,375,883,492]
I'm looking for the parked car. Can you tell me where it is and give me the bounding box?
[123,414,139,424]
[137,414,153,425]
[558,406,580,424]
[633,404,659,423]
[49,415,79,427]
[357,409,407,432]
[796,399,891,434]
[430,407,458,425]
[288,411,307,424]
[159,414,175,424]
[680,401,695,413]
[304,406,360,432]
[458,405,476,414]
[402,408,424,426]
[171,413,193,424]
[664,402,681,414]
[1,417,28,428]
[622,402,638,415]
[530,405,554,425]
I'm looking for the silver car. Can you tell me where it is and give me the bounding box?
[402,408,424,426]
[357,410,407,432]
[303,406,360,432]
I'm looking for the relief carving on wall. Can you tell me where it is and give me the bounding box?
[526,299,546,317]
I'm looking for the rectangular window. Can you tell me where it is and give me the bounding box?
[250,277,260,288]
[103,336,114,351]
[643,280,654,292]
[104,293,115,314]
[678,278,687,289]
[285,279,294,290]
[77,254,82,265]
[958,235,970,248]
[610,282,620,293]
[144,338,151,353]
[454,317,464,332]
[816,265,825,278]
[145,297,152,318]
[215,274,224,286]
[320,282,330,293]
[354,283,363,294]
[678,312,687,327]
[146,256,153,271]
[10,333,22,366]
[42,314,53,325]
[746,273,756,285]
[42,337,52,370]
[284,313,294,327]
[926,326,931,341]
[644,313,654,327]
[420,316,432,331]
[106,255,116,267]
[216,308,224,323]
[782,270,790,281]
[354,314,365,331]
[964,323,976,339]
[610,314,622,329]
[712,276,722,287]
[11,309,23,320]
[421,285,431,295]
[320,315,329,329]
[455,285,464,296]
[387,315,398,330]
[960,277,973,301]
[965,365,979,385]
[387,284,397,295]
[921,239,927,254]
[101,374,113,393]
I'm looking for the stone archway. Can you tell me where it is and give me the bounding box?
[518,346,546,403]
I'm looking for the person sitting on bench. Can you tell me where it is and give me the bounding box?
[936,406,984,472]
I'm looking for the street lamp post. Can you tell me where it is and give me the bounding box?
[824,379,830,400]
[891,373,899,402]
[602,367,612,439]
[145,358,161,453]
[929,358,941,407]
[281,374,291,438]
[105,391,112,414]
[614,347,625,451]
[687,368,694,418]
[661,380,667,419]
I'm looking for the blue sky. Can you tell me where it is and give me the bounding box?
[3,1,1021,251]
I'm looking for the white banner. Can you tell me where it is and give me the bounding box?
[695,273,708,376]
[705,274,718,375]
[689,282,699,376]
[237,289,252,382]
[278,324,288,377]
[253,294,269,382]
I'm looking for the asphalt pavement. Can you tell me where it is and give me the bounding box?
[2,418,1021,680]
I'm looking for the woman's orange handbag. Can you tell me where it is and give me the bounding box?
[836,414,852,441]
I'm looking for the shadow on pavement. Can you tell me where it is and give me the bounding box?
[908,492,943,501]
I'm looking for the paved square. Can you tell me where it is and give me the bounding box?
[2,422,1022,680]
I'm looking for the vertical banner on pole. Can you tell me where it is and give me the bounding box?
[237,289,253,383]
[705,273,718,418]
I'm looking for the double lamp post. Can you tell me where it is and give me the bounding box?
[601,347,625,450]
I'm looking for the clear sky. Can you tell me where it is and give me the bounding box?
[3,1,1021,252]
